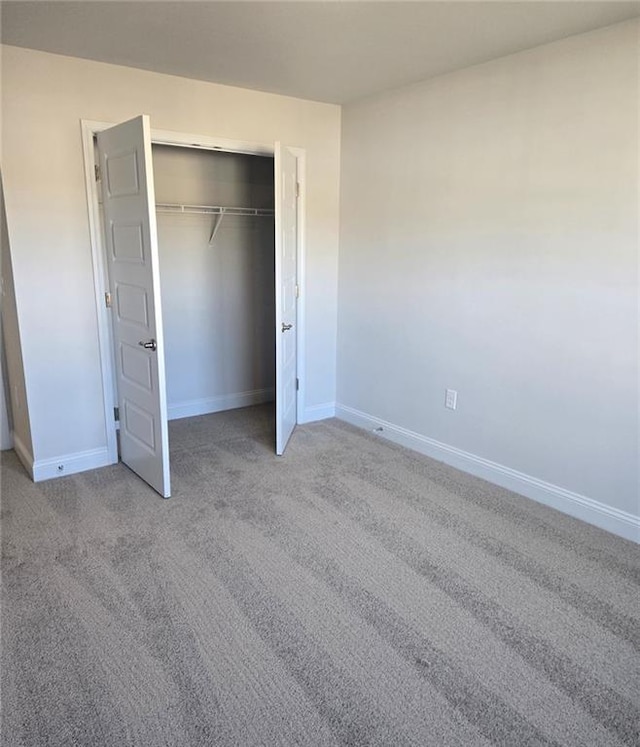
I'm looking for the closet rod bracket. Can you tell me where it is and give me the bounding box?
[209,213,224,244]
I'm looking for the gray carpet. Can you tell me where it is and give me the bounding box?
[1,405,639,746]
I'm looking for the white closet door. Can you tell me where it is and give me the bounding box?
[98,115,171,498]
[274,143,298,455]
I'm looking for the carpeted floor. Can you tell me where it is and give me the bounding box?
[1,405,639,746]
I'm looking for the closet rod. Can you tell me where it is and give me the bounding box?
[156,203,274,217]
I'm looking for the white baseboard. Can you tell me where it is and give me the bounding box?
[335,404,640,544]
[300,402,336,424]
[12,432,34,480]
[168,388,275,421]
[32,446,113,482]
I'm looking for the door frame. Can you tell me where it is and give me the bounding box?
[81,119,306,465]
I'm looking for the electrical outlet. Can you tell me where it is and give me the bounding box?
[445,389,457,410]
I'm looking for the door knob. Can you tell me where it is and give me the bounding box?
[281,323,293,332]
[138,339,157,351]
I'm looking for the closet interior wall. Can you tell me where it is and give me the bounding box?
[151,145,276,420]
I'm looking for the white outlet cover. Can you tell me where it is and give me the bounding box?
[445,389,457,410]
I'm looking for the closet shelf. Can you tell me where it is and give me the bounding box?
[156,203,274,217]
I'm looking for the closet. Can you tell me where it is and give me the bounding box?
[92,115,299,499]
[151,145,276,422]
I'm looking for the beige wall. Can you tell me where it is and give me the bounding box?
[337,20,639,525]
[1,45,341,464]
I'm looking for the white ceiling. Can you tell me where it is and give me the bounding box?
[2,1,639,104]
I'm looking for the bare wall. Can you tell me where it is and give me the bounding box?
[337,21,639,525]
[1,45,341,465]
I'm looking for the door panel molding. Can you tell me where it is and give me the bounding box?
[275,142,298,455]
[97,115,170,497]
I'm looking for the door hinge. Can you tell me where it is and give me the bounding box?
[114,406,120,421]
[295,284,299,299]
[296,182,300,199]
[95,164,101,182]
[104,291,112,308]
[296,378,299,391]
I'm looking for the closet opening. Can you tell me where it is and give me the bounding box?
[151,144,276,426]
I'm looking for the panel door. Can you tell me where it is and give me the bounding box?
[98,115,170,497]
[274,143,298,455]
